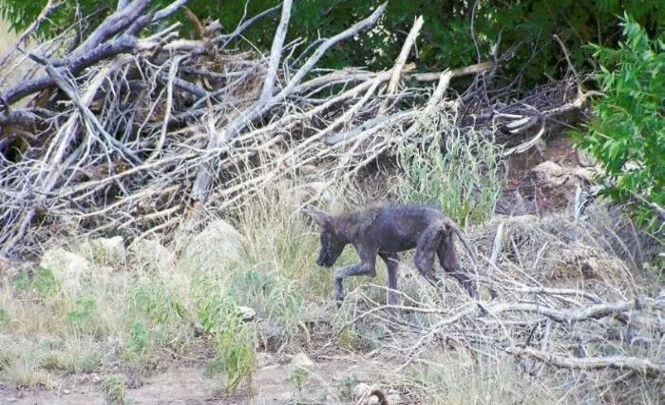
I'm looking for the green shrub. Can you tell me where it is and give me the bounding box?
[288,366,311,394]
[129,282,185,325]
[195,281,257,395]
[102,374,128,405]
[575,16,665,230]
[34,268,59,298]
[124,320,149,356]
[67,296,97,331]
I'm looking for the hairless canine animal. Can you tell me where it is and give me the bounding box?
[303,204,479,307]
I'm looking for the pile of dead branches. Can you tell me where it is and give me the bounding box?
[338,212,665,399]
[0,0,592,257]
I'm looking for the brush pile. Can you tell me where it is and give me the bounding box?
[340,209,664,401]
[0,0,595,258]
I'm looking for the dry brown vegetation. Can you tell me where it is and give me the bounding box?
[0,1,663,404]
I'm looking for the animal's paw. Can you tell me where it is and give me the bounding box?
[335,291,345,307]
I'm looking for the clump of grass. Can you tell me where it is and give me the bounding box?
[0,338,56,388]
[0,172,356,393]
[4,355,56,389]
[230,177,338,344]
[196,283,258,395]
[396,129,503,226]
[399,350,558,404]
[102,374,129,405]
[0,307,9,326]
[67,295,97,330]
[337,374,362,401]
[288,366,311,394]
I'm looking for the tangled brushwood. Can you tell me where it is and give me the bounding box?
[337,213,664,401]
[0,0,596,258]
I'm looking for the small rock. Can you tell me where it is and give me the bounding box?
[129,238,174,272]
[40,248,92,293]
[79,236,126,266]
[353,382,372,397]
[237,306,256,322]
[354,383,382,404]
[257,352,276,367]
[62,389,70,395]
[180,219,244,270]
[0,255,10,272]
[531,161,594,187]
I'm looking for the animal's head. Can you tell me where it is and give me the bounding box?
[302,207,347,268]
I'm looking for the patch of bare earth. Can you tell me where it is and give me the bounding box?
[0,354,392,404]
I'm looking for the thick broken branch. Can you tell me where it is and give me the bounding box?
[191,2,389,203]
[507,347,665,375]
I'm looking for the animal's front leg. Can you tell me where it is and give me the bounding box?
[333,260,375,306]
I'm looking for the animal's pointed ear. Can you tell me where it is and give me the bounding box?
[302,206,333,230]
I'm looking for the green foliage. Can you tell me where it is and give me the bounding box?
[125,320,149,355]
[575,16,665,229]
[12,268,30,291]
[209,322,257,395]
[102,373,129,405]
[68,350,100,373]
[34,268,59,297]
[195,281,257,395]
[0,308,9,327]
[397,130,503,227]
[2,1,664,87]
[0,0,116,39]
[129,282,185,325]
[288,366,311,393]
[337,374,362,400]
[67,296,97,330]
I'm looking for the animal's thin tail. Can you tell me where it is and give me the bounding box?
[447,219,498,300]
[446,219,477,270]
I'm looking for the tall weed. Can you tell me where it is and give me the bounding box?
[397,129,503,226]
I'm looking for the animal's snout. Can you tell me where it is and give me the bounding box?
[316,255,334,267]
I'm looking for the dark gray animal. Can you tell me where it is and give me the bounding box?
[303,204,479,306]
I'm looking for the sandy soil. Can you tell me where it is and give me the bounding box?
[0,353,393,404]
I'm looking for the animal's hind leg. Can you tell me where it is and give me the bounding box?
[379,251,400,306]
[437,232,478,298]
[414,226,443,285]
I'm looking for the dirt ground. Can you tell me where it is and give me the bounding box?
[0,353,392,404]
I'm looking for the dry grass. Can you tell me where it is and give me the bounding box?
[0,168,343,391]
[398,349,561,404]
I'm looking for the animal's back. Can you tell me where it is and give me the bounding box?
[359,204,446,252]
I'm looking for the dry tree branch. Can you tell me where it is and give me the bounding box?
[507,347,665,375]
[191,2,389,203]
[260,0,292,101]
[384,16,424,97]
